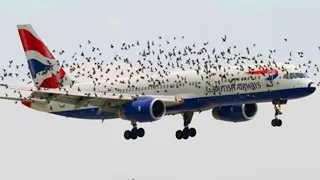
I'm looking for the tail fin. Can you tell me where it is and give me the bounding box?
[17,24,73,89]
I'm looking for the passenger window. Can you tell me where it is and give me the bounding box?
[283,74,289,79]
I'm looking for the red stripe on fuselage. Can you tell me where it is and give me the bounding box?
[246,69,278,75]
[18,29,55,60]
[39,68,66,88]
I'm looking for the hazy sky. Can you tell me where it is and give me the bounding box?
[0,0,320,180]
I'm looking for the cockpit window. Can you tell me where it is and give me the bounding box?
[289,73,296,79]
[287,72,307,79]
[294,73,306,78]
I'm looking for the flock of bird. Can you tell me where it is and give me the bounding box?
[1,35,320,102]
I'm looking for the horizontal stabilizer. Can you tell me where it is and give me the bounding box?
[0,95,45,103]
[0,84,34,91]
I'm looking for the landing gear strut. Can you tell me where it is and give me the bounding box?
[124,121,145,140]
[271,100,286,127]
[176,112,197,140]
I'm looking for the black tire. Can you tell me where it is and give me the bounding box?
[137,128,145,137]
[277,119,282,127]
[189,127,197,137]
[176,130,182,140]
[182,128,189,139]
[271,119,277,127]
[124,130,131,140]
[131,128,138,140]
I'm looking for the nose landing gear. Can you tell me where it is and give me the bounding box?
[271,100,286,127]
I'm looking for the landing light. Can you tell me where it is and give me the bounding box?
[177,97,184,103]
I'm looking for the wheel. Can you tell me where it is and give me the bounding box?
[124,130,131,140]
[276,119,282,127]
[131,128,138,140]
[137,128,145,137]
[176,130,182,140]
[189,127,196,137]
[182,128,189,139]
[271,119,277,127]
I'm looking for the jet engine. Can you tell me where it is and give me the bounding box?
[212,103,258,122]
[119,98,166,123]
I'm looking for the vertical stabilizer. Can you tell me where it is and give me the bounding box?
[17,24,73,88]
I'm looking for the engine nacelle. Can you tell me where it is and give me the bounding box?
[212,103,258,122]
[119,98,166,123]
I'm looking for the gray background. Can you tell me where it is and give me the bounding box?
[0,0,319,179]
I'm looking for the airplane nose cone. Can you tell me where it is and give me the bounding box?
[308,82,316,94]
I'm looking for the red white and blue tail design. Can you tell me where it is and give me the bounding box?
[17,24,73,88]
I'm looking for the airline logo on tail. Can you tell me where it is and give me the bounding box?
[246,69,279,81]
[17,24,72,88]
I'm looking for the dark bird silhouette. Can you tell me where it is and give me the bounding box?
[222,35,227,42]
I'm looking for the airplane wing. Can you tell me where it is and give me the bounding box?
[0,84,185,111]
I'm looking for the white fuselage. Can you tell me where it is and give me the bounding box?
[28,63,316,119]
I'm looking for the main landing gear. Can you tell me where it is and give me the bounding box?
[124,122,145,140]
[271,100,286,127]
[176,112,197,140]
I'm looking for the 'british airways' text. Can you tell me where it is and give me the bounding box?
[211,82,261,93]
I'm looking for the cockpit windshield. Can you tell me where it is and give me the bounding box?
[283,72,308,79]
[294,73,306,78]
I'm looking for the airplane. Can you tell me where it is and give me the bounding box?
[0,24,316,140]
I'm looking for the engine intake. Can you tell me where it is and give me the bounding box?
[212,103,258,122]
[119,98,166,122]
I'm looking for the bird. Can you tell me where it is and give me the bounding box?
[222,35,227,42]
